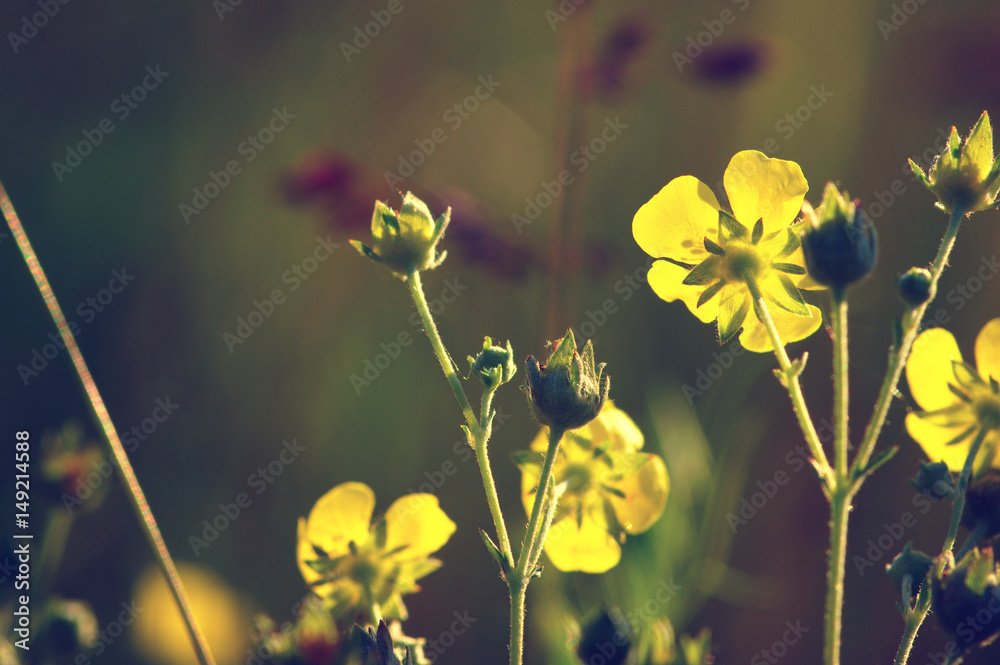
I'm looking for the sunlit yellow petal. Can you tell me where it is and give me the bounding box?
[739,304,822,353]
[385,494,456,559]
[906,328,964,412]
[647,260,718,324]
[543,515,621,573]
[304,482,375,558]
[906,411,980,471]
[589,402,645,453]
[964,112,994,183]
[724,151,808,235]
[633,176,721,263]
[975,318,1000,384]
[297,517,321,584]
[607,454,669,535]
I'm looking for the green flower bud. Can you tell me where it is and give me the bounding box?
[932,548,1000,652]
[525,330,610,430]
[886,543,933,600]
[801,182,878,290]
[350,192,450,277]
[351,620,419,665]
[897,267,933,307]
[577,609,631,665]
[467,337,516,388]
[910,111,1000,215]
[39,599,98,654]
[962,470,1000,541]
[910,460,955,502]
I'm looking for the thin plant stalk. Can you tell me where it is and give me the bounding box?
[0,182,217,665]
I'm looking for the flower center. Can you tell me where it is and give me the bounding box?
[973,393,1000,431]
[723,241,767,283]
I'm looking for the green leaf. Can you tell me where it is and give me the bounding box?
[947,383,972,403]
[774,229,801,258]
[952,360,985,387]
[704,236,725,255]
[765,274,810,316]
[683,257,722,286]
[548,330,577,372]
[697,280,726,307]
[944,424,976,446]
[511,450,545,469]
[717,292,750,343]
[751,218,764,244]
[718,209,747,240]
[772,262,806,275]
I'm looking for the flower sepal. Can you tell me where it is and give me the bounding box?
[525,330,610,431]
[801,182,878,291]
[350,192,450,277]
[932,547,1000,651]
[468,337,517,389]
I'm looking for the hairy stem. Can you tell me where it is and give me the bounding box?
[1,182,217,665]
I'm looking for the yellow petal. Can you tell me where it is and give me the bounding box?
[964,111,994,183]
[647,260,717,324]
[906,411,979,472]
[633,176,721,263]
[739,303,822,353]
[588,402,645,453]
[384,494,456,559]
[906,328,964,412]
[975,318,1000,384]
[607,454,669,535]
[724,151,808,236]
[304,482,375,558]
[297,517,320,584]
[542,514,621,573]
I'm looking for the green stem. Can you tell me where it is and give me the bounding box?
[831,289,849,479]
[746,280,834,487]
[942,427,988,556]
[517,427,566,577]
[406,270,513,561]
[407,270,478,430]
[0,183,217,665]
[852,207,966,475]
[824,488,852,665]
[893,427,988,665]
[509,579,527,665]
[38,511,73,599]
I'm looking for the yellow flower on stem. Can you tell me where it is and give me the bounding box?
[297,482,456,622]
[633,150,824,352]
[905,318,1000,474]
[516,403,668,573]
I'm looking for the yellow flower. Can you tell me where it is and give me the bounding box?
[633,150,824,352]
[517,403,668,573]
[297,482,456,621]
[905,319,1000,474]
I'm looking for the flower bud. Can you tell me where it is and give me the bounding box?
[886,543,934,600]
[910,460,955,502]
[897,267,933,307]
[39,599,98,655]
[468,337,516,388]
[910,111,1000,215]
[932,548,1000,651]
[577,609,631,665]
[800,182,878,290]
[350,192,450,276]
[962,470,1000,541]
[525,330,610,431]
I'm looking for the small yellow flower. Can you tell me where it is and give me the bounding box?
[905,319,1000,474]
[297,482,456,621]
[910,111,1000,215]
[633,150,824,352]
[517,403,668,573]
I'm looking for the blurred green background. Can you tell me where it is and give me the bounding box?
[3,0,1000,663]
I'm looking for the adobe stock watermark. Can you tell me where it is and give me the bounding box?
[570,258,655,343]
[922,586,1000,664]
[544,0,591,30]
[511,116,628,234]
[212,0,246,21]
[340,0,416,63]
[424,611,477,663]
[70,600,145,665]
[681,338,746,404]
[51,65,170,182]
[60,396,180,513]
[17,268,135,385]
[179,106,296,224]
[351,277,467,394]
[8,0,72,54]
[383,75,501,190]
[727,443,815,533]
[852,485,945,576]
[749,620,809,665]
[861,125,950,223]
[924,254,1000,330]
[223,235,339,353]
[189,438,306,556]
[877,0,931,41]
[672,0,753,73]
